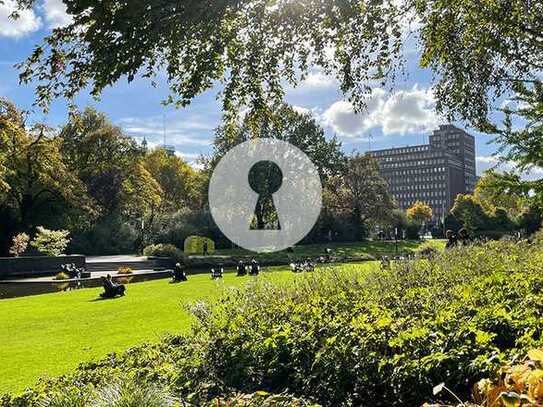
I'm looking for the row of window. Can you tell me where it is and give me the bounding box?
[396,184,446,196]
[387,168,447,177]
[394,190,446,199]
[373,146,430,156]
[380,160,446,169]
[388,177,445,191]
[378,151,445,162]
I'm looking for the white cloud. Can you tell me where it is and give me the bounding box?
[42,0,72,28]
[118,115,213,147]
[476,155,543,181]
[322,86,440,138]
[300,71,337,89]
[0,0,41,38]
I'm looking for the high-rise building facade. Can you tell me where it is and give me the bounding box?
[369,125,476,221]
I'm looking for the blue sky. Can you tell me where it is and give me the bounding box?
[0,0,533,177]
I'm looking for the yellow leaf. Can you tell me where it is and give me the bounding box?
[528,349,543,362]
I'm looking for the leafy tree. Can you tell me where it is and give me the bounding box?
[474,170,529,217]
[121,162,162,250]
[143,148,203,212]
[450,194,490,234]
[58,108,174,253]
[121,163,162,220]
[15,0,542,130]
[330,153,395,240]
[208,104,345,230]
[59,108,145,213]
[209,105,345,180]
[0,100,93,230]
[406,201,433,226]
[30,226,71,256]
[16,0,405,115]
[416,1,543,127]
[479,82,543,199]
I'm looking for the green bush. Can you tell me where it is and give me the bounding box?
[190,241,543,405]
[4,240,543,407]
[143,244,183,260]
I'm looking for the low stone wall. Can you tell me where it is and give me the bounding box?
[0,255,86,279]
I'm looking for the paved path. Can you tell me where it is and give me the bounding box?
[86,255,148,263]
[0,269,167,283]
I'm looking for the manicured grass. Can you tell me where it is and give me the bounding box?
[0,263,376,395]
[216,239,446,260]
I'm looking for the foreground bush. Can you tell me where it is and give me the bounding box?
[3,240,543,406]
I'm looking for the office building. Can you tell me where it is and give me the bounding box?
[369,124,476,221]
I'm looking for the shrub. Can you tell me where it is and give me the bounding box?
[143,243,183,260]
[54,272,70,280]
[117,266,133,275]
[30,227,70,257]
[184,236,215,255]
[93,379,177,407]
[9,233,29,257]
[187,240,543,406]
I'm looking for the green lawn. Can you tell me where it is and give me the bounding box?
[0,263,376,395]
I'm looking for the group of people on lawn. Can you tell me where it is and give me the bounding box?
[169,258,261,282]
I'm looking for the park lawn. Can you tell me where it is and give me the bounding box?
[216,239,446,260]
[0,262,377,395]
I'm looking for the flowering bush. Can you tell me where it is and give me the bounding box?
[9,233,29,257]
[30,226,70,257]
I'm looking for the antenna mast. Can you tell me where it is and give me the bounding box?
[163,113,166,146]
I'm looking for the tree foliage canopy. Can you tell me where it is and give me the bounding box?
[329,153,395,238]
[406,200,432,225]
[12,0,543,129]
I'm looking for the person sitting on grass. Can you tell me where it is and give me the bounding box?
[445,229,458,249]
[236,260,247,276]
[211,265,223,279]
[100,274,126,298]
[249,259,260,276]
[325,248,333,261]
[172,262,188,282]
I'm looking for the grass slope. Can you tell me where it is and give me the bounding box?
[0,267,295,394]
